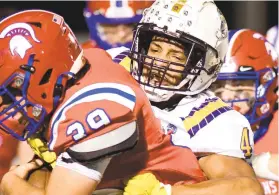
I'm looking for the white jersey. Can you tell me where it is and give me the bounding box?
[266,25,279,53]
[108,47,255,160]
[152,92,254,159]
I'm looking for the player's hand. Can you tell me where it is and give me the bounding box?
[124,172,170,195]
[0,159,43,195]
[8,159,43,179]
[28,168,51,189]
[27,135,57,168]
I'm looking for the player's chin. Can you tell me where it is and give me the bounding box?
[27,168,51,190]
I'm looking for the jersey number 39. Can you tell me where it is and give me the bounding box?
[66,108,110,141]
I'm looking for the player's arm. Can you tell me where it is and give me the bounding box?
[167,155,264,195]
[166,111,262,195]
[125,114,264,195]
[0,147,110,195]
[46,164,99,195]
[50,94,138,195]
[0,160,45,195]
[124,156,264,195]
[172,175,263,195]
[252,111,278,181]
[171,154,264,195]
[45,84,138,194]
[269,153,278,176]
[252,152,279,181]
[179,112,264,195]
[1,120,138,195]
[174,112,263,195]
[1,85,139,195]
[46,123,138,195]
[124,155,264,195]
[0,159,98,195]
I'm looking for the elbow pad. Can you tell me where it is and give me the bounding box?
[251,152,279,181]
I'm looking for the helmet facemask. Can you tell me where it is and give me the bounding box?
[212,67,277,126]
[130,24,222,102]
[0,56,47,141]
[0,10,82,141]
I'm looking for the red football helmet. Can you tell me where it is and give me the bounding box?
[0,10,82,140]
[212,29,278,127]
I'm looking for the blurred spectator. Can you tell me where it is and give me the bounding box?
[83,0,153,50]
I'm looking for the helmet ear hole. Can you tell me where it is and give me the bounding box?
[39,69,53,85]
[26,22,42,28]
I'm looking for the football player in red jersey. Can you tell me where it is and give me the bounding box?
[211,29,278,195]
[82,0,153,50]
[0,9,205,195]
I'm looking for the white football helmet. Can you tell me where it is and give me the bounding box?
[266,25,279,53]
[130,0,229,102]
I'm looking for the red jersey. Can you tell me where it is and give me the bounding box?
[0,134,18,180]
[47,48,206,189]
[81,40,99,49]
[255,111,278,195]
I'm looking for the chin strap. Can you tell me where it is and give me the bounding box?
[53,72,76,110]
[20,54,36,95]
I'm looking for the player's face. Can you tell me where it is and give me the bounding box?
[142,36,187,87]
[212,80,255,114]
[0,85,29,135]
[97,23,134,46]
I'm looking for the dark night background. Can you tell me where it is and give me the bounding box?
[0,1,277,39]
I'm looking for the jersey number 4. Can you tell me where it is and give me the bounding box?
[240,127,252,159]
[66,109,110,141]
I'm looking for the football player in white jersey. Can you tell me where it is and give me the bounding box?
[266,25,278,53]
[107,0,264,194]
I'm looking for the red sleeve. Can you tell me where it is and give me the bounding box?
[0,135,19,180]
[254,111,278,154]
[48,99,137,154]
[81,40,98,50]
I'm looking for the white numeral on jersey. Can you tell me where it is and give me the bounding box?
[86,109,111,130]
[66,122,86,141]
[67,109,111,141]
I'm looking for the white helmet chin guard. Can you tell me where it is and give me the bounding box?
[129,0,229,102]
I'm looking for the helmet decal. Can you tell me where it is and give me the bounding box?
[0,23,41,59]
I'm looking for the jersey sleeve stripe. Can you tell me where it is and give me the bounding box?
[48,83,136,150]
[113,51,130,64]
[183,98,232,138]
